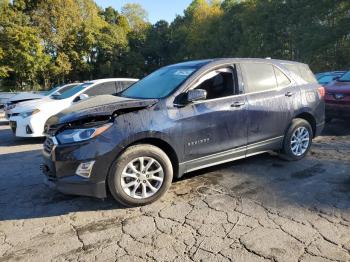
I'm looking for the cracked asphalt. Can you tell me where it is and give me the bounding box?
[0,120,350,262]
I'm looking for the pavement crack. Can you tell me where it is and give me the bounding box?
[70,224,87,251]
[238,237,272,261]
[224,213,242,239]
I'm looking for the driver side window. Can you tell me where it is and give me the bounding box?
[194,67,237,100]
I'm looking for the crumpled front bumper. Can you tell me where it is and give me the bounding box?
[41,150,107,199]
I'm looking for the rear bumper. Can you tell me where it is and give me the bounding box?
[325,103,350,118]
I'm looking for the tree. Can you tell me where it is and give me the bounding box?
[0,0,49,89]
[102,6,120,24]
[142,20,172,72]
[121,3,149,31]
[31,0,109,83]
[169,0,224,60]
[1,0,350,90]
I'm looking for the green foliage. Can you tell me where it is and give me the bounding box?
[0,1,49,90]
[0,0,349,90]
[121,3,149,31]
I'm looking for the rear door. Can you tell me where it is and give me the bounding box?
[240,62,297,153]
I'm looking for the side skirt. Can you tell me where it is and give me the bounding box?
[178,136,284,176]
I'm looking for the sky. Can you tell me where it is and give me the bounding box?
[94,0,193,24]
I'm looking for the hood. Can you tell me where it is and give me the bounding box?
[11,96,53,109]
[46,95,158,126]
[8,92,45,103]
[325,80,350,94]
[11,97,60,113]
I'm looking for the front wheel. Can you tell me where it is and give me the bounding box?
[108,144,173,207]
[279,118,313,161]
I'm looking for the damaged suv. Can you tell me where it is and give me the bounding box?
[42,59,325,206]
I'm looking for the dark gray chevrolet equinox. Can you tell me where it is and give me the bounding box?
[42,58,325,206]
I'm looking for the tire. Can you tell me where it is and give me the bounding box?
[279,118,313,161]
[108,144,173,207]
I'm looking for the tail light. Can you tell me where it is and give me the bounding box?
[317,86,325,98]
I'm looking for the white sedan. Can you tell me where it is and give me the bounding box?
[8,78,138,137]
[4,83,81,119]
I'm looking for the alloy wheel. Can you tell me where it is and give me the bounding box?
[120,157,164,199]
[290,127,310,156]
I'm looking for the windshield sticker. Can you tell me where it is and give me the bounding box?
[174,70,194,76]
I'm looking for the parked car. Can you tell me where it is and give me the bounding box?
[8,78,138,137]
[324,70,350,121]
[4,83,81,119]
[315,71,346,85]
[41,58,325,207]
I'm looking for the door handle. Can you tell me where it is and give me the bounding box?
[231,101,245,108]
[285,92,294,97]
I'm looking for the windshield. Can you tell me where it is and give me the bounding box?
[53,83,93,100]
[120,66,197,99]
[318,75,334,84]
[338,71,350,82]
[45,85,63,96]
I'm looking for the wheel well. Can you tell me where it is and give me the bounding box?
[129,138,179,178]
[295,112,316,137]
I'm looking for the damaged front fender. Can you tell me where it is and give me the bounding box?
[45,95,158,135]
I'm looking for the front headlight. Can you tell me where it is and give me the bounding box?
[19,109,40,118]
[56,123,113,144]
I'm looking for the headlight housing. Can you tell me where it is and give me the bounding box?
[19,109,40,118]
[56,123,112,144]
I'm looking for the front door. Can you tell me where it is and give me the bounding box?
[177,66,248,171]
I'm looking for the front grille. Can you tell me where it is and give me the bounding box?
[43,137,55,154]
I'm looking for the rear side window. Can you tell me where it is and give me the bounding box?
[84,82,117,96]
[283,63,317,84]
[273,67,291,88]
[299,65,317,83]
[241,63,277,93]
[283,64,301,78]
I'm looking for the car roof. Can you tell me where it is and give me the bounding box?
[86,78,139,84]
[167,58,308,69]
[317,71,346,75]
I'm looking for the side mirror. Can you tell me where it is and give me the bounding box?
[333,76,340,80]
[79,94,89,101]
[187,89,207,103]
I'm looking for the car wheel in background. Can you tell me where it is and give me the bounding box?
[108,144,173,207]
[280,118,313,161]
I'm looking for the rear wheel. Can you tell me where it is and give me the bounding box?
[108,144,173,207]
[280,118,313,161]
